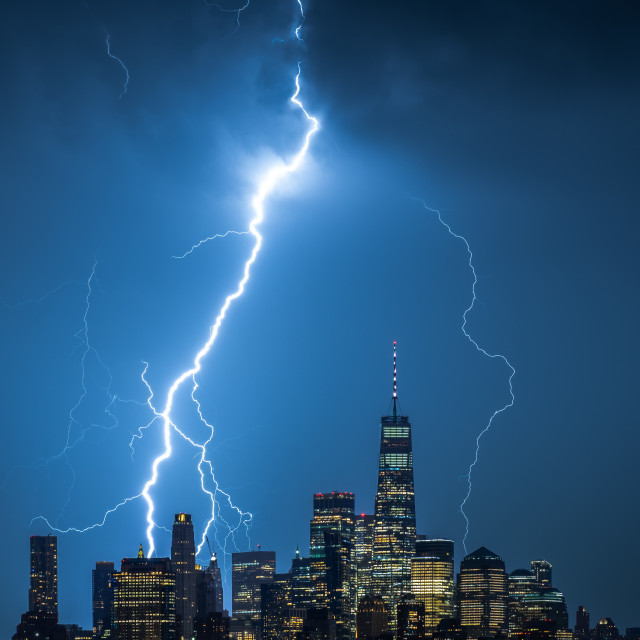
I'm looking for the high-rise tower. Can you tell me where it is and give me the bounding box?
[371,342,417,626]
[92,561,115,639]
[29,535,58,620]
[309,491,356,640]
[172,513,197,639]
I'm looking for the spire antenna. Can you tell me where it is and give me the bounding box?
[393,341,397,419]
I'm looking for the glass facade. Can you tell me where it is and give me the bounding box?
[530,560,552,590]
[355,514,375,611]
[457,547,508,640]
[371,414,416,623]
[309,491,356,640]
[410,539,454,633]
[232,550,276,639]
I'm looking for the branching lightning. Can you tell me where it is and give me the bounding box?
[409,196,516,553]
[33,1,318,563]
[0,279,83,311]
[105,34,130,98]
[204,0,251,32]
[172,229,250,260]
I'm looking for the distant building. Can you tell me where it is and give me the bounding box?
[433,618,467,640]
[92,561,115,639]
[291,548,313,609]
[172,513,197,640]
[507,569,537,636]
[397,595,425,640]
[194,611,229,640]
[64,623,93,640]
[372,343,417,629]
[575,607,590,639]
[626,629,640,640]
[196,551,224,620]
[232,550,276,640]
[411,538,455,633]
[261,580,289,640]
[302,607,337,640]
[593,619,619,640]
[12,611,66,640]
[530,560,552,590]
[355,514,375,610]
[519,589,568,632]
[309,491,356,640]
[356,596,387,640]
[457,547,507,639]
[29,535,58,620]
[113,545,176,640]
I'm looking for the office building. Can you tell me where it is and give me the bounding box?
[457,547,507,639]
[172,513,197,639]
[372,343,417,624]
[29,535,58,620]
[291,548,313,609]
[355,515,375,610]
[113,545,176,640]
[575,606,590,639]
[397,595,425,640]
[309,491,356,640]
[232,550,276,640]
[356,596,388,640]
[530,560,552,590]
[196,551,224,621]
[411,538,454,633]
[93,561,115,639]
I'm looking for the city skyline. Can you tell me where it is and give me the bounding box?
[2,0,639,637]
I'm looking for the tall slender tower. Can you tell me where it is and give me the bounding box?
[172,513,197,640]
[29,535,58,620]
[371,342,417,628]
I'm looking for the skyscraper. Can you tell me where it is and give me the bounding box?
[575,606,590,639]
[29,535,58,620]
[291,548,313,609]
[172,513,197,640]
[309,491,356,640]
[113,545,176,640]
[355,514,375,610]
[372,342,416,625]
[530,560,552,590]
[457,547,508,640]
[232,550,276,640]
[92,561,115,639]
[411,539,455,633]
[196,551,224,619]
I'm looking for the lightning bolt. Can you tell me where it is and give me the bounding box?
[409,196,516,553]
[172,229,250,260]
[105,34,130,98]
[33,1,318,564]
[0,279,83,311]
[204,0,251,32]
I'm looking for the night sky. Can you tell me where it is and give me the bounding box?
[1,0,639,636]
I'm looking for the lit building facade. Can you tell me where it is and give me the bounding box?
[371,343,416,626]
[291,549,313,609]
[530,560,552,590]
[232,550,276,640]
[457,547,507,640]
[113,547,176,640]
[575,606,590,639]
[172,513,197,640]
[309,491,356,640]
[397,595,425,640]
[411,539,454,633]
[355,515,375,611]
[519,589,568,632]
[93,561,115,639]
[29,535,58,620]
